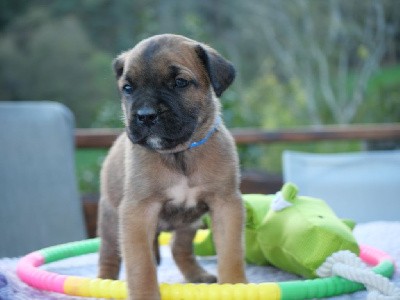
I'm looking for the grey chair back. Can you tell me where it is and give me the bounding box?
[0,101,86,257]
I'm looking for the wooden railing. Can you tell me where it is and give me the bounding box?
[76,123,400,148]
[77,123,400,237]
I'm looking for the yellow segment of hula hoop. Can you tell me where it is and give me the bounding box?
[160,283,280,300]
[65,276,127,299]
[65,276,280,300]
[159,229,209,246]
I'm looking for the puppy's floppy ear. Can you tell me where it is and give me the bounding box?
[112,52,128,79]
[195,44,236,97]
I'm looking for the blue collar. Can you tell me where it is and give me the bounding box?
[188,116,221,150]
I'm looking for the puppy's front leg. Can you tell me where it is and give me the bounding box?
[210,193,247,283]
[119,199,162,300]
[98,197,121,280]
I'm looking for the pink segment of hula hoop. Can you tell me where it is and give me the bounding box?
[17,252,67,294]
[360,244,395,266]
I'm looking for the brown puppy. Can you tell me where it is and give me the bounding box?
[97,34,247,300]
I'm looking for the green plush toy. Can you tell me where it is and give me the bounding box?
[194,182,359,278]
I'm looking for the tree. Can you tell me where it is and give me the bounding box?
[218,0,392,125]
[0,8,115,126]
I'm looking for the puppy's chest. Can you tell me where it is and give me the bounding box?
[158,178,209,230]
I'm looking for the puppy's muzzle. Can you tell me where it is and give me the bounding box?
[136,107,158,127]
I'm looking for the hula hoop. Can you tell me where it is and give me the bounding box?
[17,238,395,300]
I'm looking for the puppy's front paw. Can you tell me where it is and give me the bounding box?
[188,272,217,283]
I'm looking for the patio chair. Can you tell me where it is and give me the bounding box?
[0,101,86,257]
[283,150,400,223]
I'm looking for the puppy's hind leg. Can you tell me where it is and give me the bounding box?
[172,228,217,283]
[97,198,121,279]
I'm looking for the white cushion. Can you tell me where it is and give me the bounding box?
[283,150,400,222]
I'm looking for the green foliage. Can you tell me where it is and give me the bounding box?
[237,69,363,172]
[357,65,400,123]
[75,149,107,194]
[91,100,123,128]
[0,0,31,29]
[245,73,309,128]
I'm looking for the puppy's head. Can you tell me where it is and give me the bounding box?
[113,34,235,152]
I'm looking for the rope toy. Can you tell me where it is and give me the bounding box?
[17,238,397,299]
[317,246,400,300]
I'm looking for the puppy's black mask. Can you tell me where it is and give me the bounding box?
[124,83,199,151]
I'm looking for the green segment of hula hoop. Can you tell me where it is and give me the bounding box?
[280,275,362,299]
[37,238,395,300]
[40,238,100,263]
[373,260,395,278]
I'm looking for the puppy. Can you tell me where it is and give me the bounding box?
[97,34,247,300]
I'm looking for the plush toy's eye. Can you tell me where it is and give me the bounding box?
[175,78,189,88]
[122,84,134,94]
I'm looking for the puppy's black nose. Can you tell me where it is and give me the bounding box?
[136,107,158,126]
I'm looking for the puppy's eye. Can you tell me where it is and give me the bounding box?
[122,84,134,95]
[175,78,189,88]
